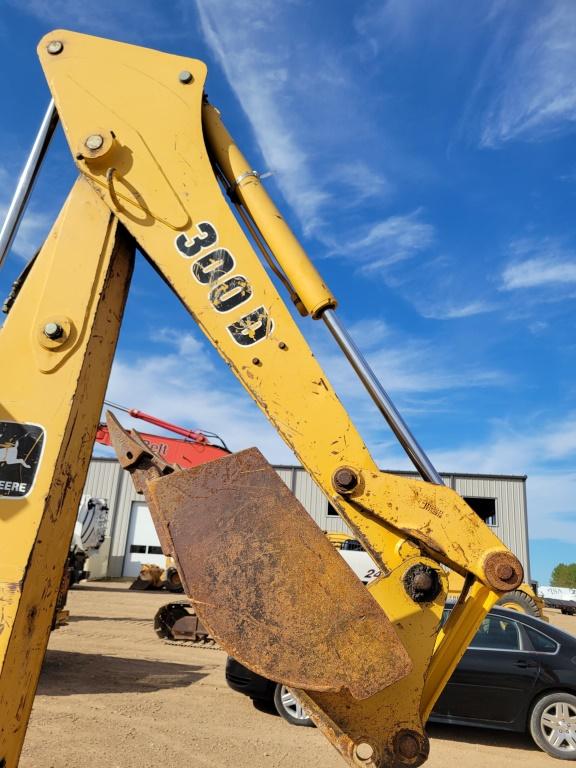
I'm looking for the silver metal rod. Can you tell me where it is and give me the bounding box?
[322,308,443,485]
[0,99,59,269]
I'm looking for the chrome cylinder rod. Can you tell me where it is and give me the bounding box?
[0,99,59,269]
[322,308,443,485]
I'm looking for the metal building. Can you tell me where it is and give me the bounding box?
[81,458,531,582]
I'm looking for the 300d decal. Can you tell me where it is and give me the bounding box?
[175,221,272,346]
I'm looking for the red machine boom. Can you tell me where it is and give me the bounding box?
[95,403,229,468]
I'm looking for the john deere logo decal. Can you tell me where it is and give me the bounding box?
[0,421,45,498]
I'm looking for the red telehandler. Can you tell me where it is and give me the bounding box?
[96,400,229,466]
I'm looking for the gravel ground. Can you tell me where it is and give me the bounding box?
[19,583,575,768]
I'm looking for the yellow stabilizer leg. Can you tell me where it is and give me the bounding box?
[0,178,133,766]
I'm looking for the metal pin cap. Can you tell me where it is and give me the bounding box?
[47,40,64,55]
[85,134,104,151]
[43,322,64,340]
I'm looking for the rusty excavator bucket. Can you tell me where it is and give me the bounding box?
[106,411,410,699]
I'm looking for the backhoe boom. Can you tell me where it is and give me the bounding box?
[0,30,523,768]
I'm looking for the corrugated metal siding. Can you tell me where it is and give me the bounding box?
[108,473,150,577]
[275,468,294,492]
[293,471,326,527]
[454,476,529,580]
[81,459,121,578]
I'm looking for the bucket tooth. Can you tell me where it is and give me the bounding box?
[105,410,176,556]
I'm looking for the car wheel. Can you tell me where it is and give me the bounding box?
[530,692,576,759]
[273,684,314,727]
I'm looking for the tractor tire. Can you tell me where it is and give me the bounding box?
[154,602,191,639]
[164,566,184,593]
[497,590,541,617]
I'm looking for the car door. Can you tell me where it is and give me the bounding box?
[433,612,541,727]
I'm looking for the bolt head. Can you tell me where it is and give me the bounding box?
[412,572,434,592]
[47,40,64,55]
[178,70,193,84]
[496,564,514,581]
[397,733,420,760]
[85,134,105,151]
[354,743,373,762]
[333,466,359,492]
[43,322,64,340]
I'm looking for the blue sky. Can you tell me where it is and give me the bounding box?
[1,1,575,585]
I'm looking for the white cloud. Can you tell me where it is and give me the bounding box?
[354,0,434,53]
[195,0,330,234]
[501,256,576,290]
[313,321,505,410]
[7,0,181,40]
[0,202,51,261]
[429,416,576,543]
[421,300,495,320]
[526,473,576,542]
[327,162,392,207]
[347,318,390,348]
[480,2,576,146]
[149,327,206,359]
[301,318,509,476]
[528,320,548,336]
[329,209,434,272]
[430,416,576,474]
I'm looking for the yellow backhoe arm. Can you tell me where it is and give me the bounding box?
[0,31,523,768]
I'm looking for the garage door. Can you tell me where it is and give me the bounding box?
[122,502,165,577]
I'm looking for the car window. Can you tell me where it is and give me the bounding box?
[341,539,364,551]
[469,615,520,650]
[523,625,559,654]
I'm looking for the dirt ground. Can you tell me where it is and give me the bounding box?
[19,584,575,768]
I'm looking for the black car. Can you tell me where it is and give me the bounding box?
[226,606,576,760]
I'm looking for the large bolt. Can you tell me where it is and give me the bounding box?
[47,40,63,55]
[178,70,194,84]
[483,551,523,591]
[397,733,419,760]
[412,571,434,592]
[332,466,359,494]
[354,742,374,762]
[403,564,441,603]
[496,564,514,582]
[43,322,64,340]
[393,730,429,764]
[85,134,105,151]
